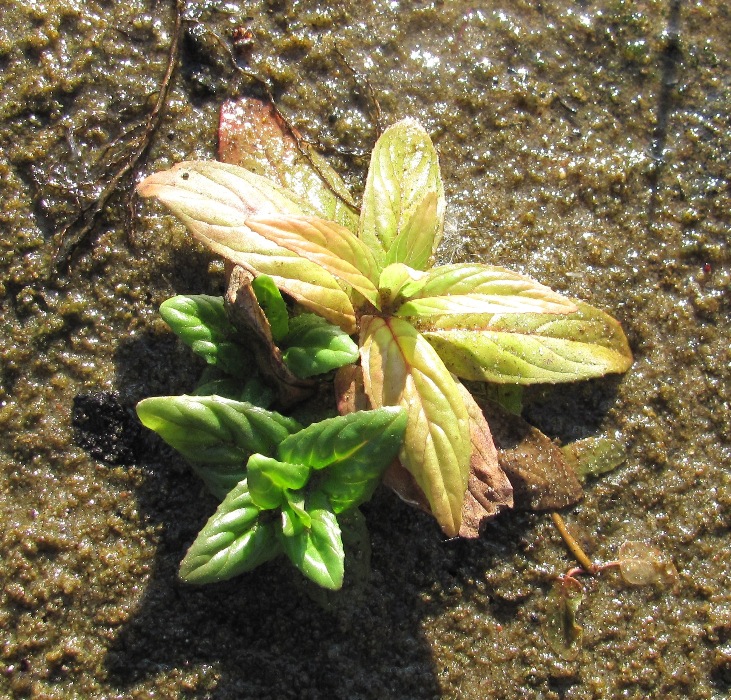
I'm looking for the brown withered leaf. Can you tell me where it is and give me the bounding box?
[334,364,370,415]
[456,384,514,538]
[477,398,583,511]
[334,366,514,536]
[225,265,314,408]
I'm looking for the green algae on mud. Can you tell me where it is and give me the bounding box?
[1,1,730,698]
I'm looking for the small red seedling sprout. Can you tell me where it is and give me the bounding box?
[543,513,678,659]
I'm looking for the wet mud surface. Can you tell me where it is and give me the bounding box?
[1,1,729,698]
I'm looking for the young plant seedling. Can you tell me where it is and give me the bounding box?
[137,285,407,590]
[543,511,678,659]
[175,408,408,590]
[138,375,406,590]
[138,115,632,539]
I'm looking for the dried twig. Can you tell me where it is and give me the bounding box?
[50,0,184,275]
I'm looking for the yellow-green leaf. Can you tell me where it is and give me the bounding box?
[137,161,355,332]
[245,215,380,306]
[395,263,578,317]
[359,316,471,536]
[378,263,426,310]
[421,301,633,384]
[358,119,444,270]
[385,191,440,270]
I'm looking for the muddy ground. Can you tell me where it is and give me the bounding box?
[1,1,729,698]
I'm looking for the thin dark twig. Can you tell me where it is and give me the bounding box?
[332,44,383,137]
[203,27,364,210]
[49,0,184,276]
[647,0,682,232]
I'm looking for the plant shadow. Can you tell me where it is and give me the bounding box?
[90,329,620,698]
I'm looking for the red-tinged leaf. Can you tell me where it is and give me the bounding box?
[359,316,471,536]
[137,161,356,331]
[246,215,380,306]
[219,97,358,232]
[395,263,578,317]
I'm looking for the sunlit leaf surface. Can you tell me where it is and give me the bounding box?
[279,494,345,590]
[396,263,578,317]
[359,119,444,269]
[281,314,359,379]
[246,215,380,305]
[136,395,301,498]
[179,480,280,584]
[422,301,632,384]
[137,161,356,331]
[246,454,311,510]
[360,315,471,536]
[278,407,407,513]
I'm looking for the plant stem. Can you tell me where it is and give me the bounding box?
[551,512,597,575]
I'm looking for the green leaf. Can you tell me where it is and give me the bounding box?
[279,494,345,590]
[421,301,633,384]
[251,274,289,342]
[277,407,407,513]
[385,192,440,271]
[395,263,578,317]
[136,395,302,498]
[137,161,356,332]
[378,263,426,311]
[179,480,280,584]
[359,316,471,536]
[239,376,276,408]
[281,314,359,378]
[193,376,246,400]
[245,215,380,305]
[218,97,359,232]
[359,119,444,270]
[160,295,250,378]
[247,454,311,510]
[561,436,628,481]
[284,490,312,528]
[281,500,308,537]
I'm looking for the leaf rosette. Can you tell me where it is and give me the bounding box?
[138,108,632,537]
